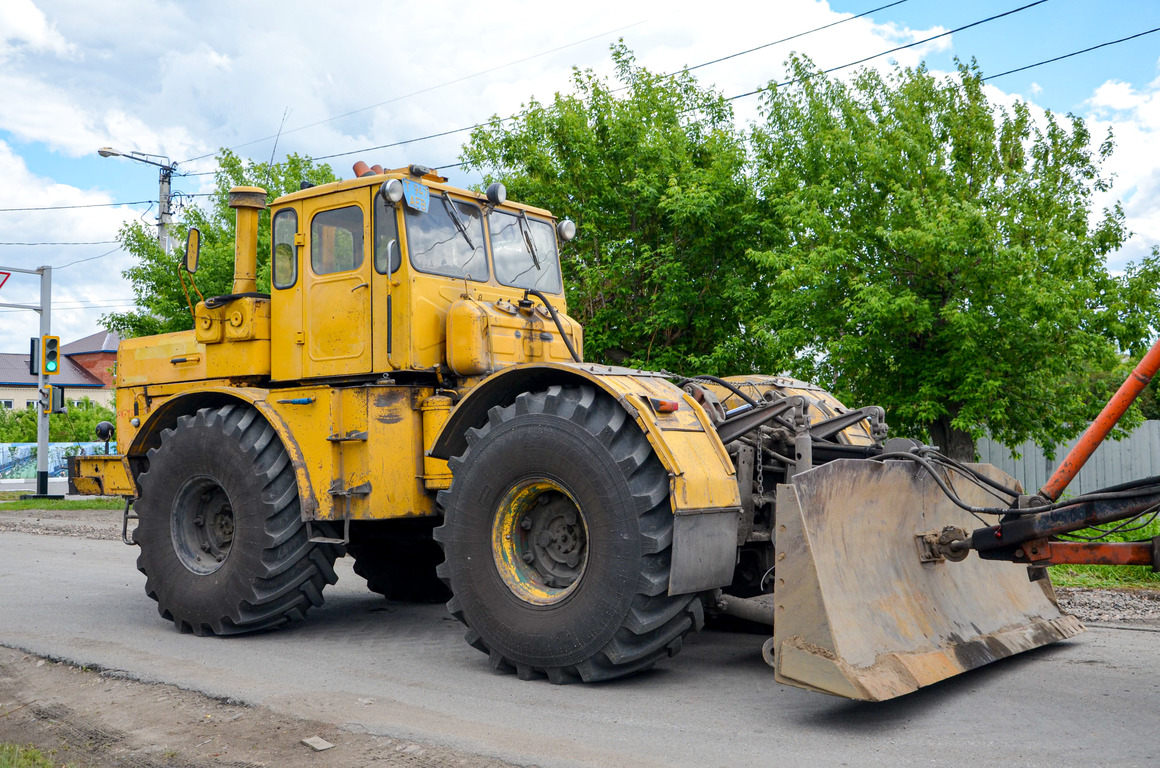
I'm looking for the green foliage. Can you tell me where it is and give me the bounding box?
[0,499,124,510]
[0,744,69,768]
[0,398,116,443]
[103,149,337,338]
[749,57,1160,457]
[461,43,763,373]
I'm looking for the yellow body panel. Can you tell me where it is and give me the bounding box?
[68,455,133,496]
[595,374,740,514]
[117,331,207,387]
[112,380,439,521]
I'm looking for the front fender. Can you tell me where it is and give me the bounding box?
[433,363,742,517]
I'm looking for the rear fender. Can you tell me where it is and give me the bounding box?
[126,387,317,518]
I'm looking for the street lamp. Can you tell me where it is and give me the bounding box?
[97,146,178,252]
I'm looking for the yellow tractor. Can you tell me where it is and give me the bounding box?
[73,162,1105,700]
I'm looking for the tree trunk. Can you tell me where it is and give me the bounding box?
[927,415,976,462]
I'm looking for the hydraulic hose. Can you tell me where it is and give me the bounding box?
[524,289,581,363]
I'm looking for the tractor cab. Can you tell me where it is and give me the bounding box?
[263,164,581,383]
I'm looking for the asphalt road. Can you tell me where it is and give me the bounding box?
[2,531,1157,767]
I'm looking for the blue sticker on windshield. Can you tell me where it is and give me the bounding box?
[401,179,429,213]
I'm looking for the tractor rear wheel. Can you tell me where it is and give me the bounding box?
[434,385,703,683]
[133,404,339,635]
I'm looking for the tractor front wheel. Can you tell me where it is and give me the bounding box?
[133,404,339,635]
[434,385,703,683]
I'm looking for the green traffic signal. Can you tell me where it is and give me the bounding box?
[41,335,60,376]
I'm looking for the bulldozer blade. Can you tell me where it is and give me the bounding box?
[765,459,1083,702]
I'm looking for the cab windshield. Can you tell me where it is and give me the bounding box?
[488,209,562,293]
[404,194,488,281]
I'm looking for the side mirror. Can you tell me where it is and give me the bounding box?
[183,228,201,273]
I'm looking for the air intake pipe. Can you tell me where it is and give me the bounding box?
[228,186,267,294]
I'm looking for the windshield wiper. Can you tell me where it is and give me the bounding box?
[440,193,475,251]
[518,210,541,270]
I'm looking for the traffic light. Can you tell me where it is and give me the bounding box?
[43,385,66,414]
[41,335,60,375]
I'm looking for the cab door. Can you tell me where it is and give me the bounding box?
[302,190,373,378]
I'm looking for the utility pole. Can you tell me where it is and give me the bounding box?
[158,163,173,253]
[35,266,52,497]
[0,264,61,498]
[97,147,177,252]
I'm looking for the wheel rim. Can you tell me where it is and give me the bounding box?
[491,479,588,606]
[171,475,234,575]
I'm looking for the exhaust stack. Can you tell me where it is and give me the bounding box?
[228,186,267,294]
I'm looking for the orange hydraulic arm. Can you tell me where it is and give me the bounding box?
[1039,336,1160,502]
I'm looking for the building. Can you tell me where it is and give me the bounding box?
[0,331,119,410]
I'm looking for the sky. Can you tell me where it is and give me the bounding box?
[0,0,1158,352]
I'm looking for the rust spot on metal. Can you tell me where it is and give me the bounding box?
[376,411,403,424]
[373,390,408,408]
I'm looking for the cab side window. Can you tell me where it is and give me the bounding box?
[272,209,298,289]
[311,206,364,274]
[374,197,400,274]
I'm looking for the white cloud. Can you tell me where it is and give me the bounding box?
[0,139,140,347]
[1082,74,1160,270]
[0,0,76,62]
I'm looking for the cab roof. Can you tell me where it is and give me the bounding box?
[272,167,555,219]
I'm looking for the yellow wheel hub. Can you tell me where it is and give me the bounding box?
[491,480,588,606]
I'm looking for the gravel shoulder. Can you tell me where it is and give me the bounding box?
[2,502,1158,767]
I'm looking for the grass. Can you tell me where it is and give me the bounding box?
[1048,515,1160,590]
[0,744,74,768]
[0,499,123,511]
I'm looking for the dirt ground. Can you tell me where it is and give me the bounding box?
[2,504,1158,767]
[0,648,517,768]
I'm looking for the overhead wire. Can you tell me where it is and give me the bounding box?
[54,246,123,270]
[985,24,1160,81]
[178,20,648,166]
[0,194,211,215]
[725,0,1051,101]
[181,1,924,170]
[272,1,1055,169]
[0,240,118,246]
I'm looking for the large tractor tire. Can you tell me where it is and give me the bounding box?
[133,404,339,635]
[433,385,703,683]
[347,521,451,603]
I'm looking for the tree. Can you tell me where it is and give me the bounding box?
[104,150,337,337]
[0,398,116,443]
[460,43,762,373]
[749,57,1160,459]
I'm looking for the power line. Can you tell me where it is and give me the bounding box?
[674,0,911,77]
[179,20,646,166]
[55,247,123,270]
[0,200,154,212]
[273,0,923,168]
[726,0,1051,102]
[0,194,211,215]
[986,25,1160,81]
[0,240,118,246]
